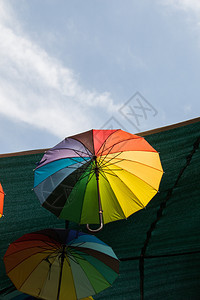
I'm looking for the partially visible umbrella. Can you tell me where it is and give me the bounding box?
[33,129,163,231]
[12,294,35,299]
[12,293,93,300]
[0,182,5,218]
[4,228,119,300]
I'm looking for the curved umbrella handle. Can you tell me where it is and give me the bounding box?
[86,211,104,232]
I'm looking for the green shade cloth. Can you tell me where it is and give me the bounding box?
[0,117,200,299]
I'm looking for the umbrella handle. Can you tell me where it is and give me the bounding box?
[86,211,104,232]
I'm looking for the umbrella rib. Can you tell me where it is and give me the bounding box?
[80,171,95,187]
[98,136,156,158]
[68,241,86,248]
[76,171,92,182]
[101,155,163,173]
[96,130,119,157]
[50,147,91,157]
[45,163,92,203]
[76,167,93,181]
[102,165,124,170]
[69,247,120,274]
[96,135,109,161]
[105,161,161,191]
[78,166,95,224]
[64,161,92,184]
[97,137,133,158]
[35,159,90,188]
[98,169,112,181]
[100,152,126,168]
[99,152,122,167]
[65,156,90,166]
[7,239,59,248]
[70,138,93,157]
[98,143,117,166]
[69,249,113,289]
[99,169,119,178]
[62,253,78,299]
[18,251,59,293]
[56,165,85,169]
[4,249,56,263]
[6,247,59,275]
[66,250,87,263]
[102,137,142,153]
[72,165,94,187]
[50,192,66,206]
[37,148,91,167]
[4,244,59,260]
[40,240,60,250]
[72,149,92,163]
[99,171,127,220]
[74,163,95,186]
[68,253,101,294]
[5,239,60,254]
[43,249,62,264]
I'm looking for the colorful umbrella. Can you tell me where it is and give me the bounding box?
[0,182,5,218]
[12,294,35,299]
[4,228,119,300]
[12,292,93,300]
[34,129,163,231]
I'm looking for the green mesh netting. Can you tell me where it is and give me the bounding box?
[0,120,200,300]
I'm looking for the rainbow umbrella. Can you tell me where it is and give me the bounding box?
[0,183,5,218]
[34,129,163,231]
[4,229,119,300]
[11,293,35,299]
[12,293,93,300]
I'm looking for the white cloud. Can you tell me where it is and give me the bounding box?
[159,0,200,47]
[161,0,200,16]
[0,0,118,139]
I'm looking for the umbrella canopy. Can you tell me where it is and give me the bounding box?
[4,228,119,300]
[0,182,5,218]
[12,294,35,299]
[12,293,93,300]
[34,129,163,231]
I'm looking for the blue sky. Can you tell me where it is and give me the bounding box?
[0,0,199,153]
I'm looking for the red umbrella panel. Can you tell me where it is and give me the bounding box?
[0,182,5,218]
